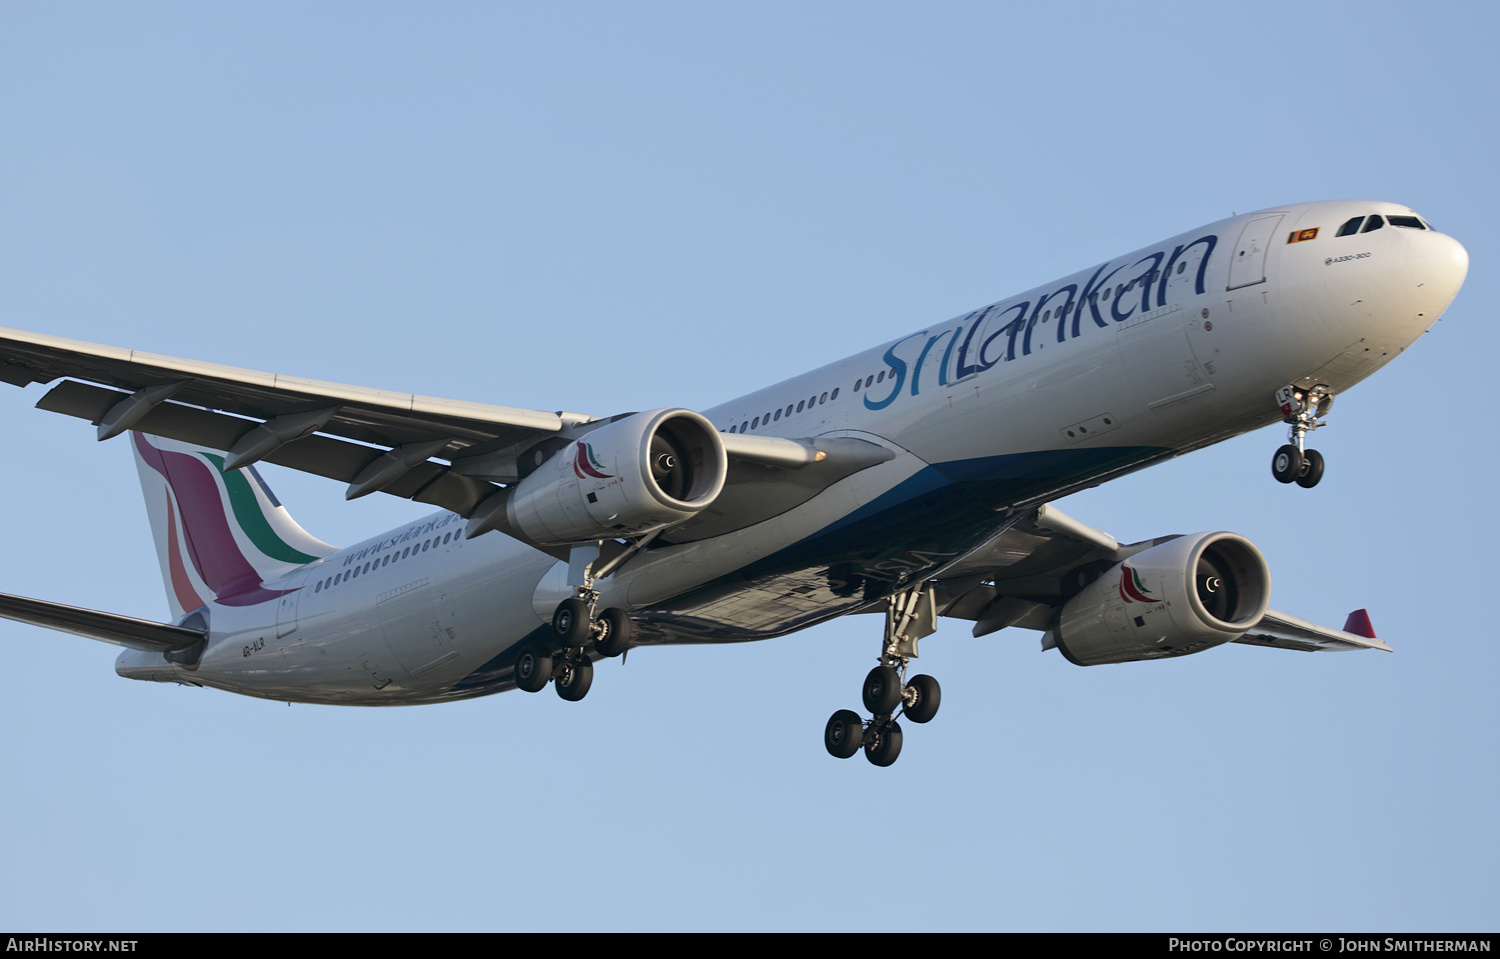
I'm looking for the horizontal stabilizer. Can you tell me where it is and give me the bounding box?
[1234,608,1394,653]
[0,591,205,652]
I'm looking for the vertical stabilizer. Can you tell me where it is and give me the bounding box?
[130,432,338,619]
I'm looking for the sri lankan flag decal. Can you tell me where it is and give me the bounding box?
[1118,563,1155,604]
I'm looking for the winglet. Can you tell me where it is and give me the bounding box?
[1342,608,1377,639]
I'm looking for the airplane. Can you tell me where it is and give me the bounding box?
[0,200,1468,766]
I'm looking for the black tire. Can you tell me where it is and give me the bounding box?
[594,607,632,658]
[862,665,903,715]
[1271,444,1303,484]
[1296,448,1325,489]
[514,643,553,693]
[555,657,593,702]
[553,597,591,645]
[903,674,941,724]
[824,709,864,759]
[863,720,903,767]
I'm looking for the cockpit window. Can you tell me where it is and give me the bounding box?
[1388,215,1426,230]
[1360,215,1385,233]
[1336,216,1364,237]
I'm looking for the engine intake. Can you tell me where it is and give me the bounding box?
[1053,532,1270,666]
[507,408,727,545]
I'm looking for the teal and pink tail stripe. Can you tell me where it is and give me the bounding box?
[132,433,330,610]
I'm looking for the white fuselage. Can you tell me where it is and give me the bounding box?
[115,200,1469,704]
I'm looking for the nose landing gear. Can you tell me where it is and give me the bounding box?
[824,585,943,767]
[1272,385,1331,489]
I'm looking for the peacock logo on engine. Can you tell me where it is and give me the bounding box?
[573,442,614,480]
[1118,564,1156,604]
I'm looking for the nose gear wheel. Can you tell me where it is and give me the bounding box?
[1271,385,1331,489]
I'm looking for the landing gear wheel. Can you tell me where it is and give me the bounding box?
[553,597,591,645]
[1295,448,1325,489]
[554,657,593,702]
[514,643,554,693]
[1271,444,1304,484]
[902,674,941,724]
[594,607,632,658]
[862,665,903,715]
[824,709,864,759]
[863,720,903,767]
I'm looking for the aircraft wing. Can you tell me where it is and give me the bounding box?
[0,326,853,528]
[0,325,588,517]
[933,504,1391,652]
[1233,609,1393,653]
[0,591,204,652]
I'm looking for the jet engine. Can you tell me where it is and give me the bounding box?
[506,408,728,545]
[1052,532,1270,666]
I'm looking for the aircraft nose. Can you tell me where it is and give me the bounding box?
[1408,230,1469,306]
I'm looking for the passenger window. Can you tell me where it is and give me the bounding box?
[876,371,885,384]
[797,400,805,412]
[774,409,781,421]
[820,391,829,403]
[1177,261,1186,274]
[830,388,839,400]
[808,395,816,407]
[752,417,759,428]
[1336,216,1364,237]
[785,404,793,416]
[1388,215,1425,229]
[1361,215,1385,233]
[865,376,874,388]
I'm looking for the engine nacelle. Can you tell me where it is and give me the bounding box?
[507,408,728,545]
[1053,532,1270,667]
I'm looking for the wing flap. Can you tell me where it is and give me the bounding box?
[0,591,205,652]
[36,379,498,516]
[4,324,572,489]
[1,326,564,437]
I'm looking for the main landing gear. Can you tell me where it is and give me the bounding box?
[824,585,943,767]
[1271,384,1332,489]
[514,594,635,702]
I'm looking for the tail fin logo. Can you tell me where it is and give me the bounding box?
[573,442,613,480]
[133,433,322,609]
[1118,563,1155,604]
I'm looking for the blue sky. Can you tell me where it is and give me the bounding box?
[0,1,1495,931]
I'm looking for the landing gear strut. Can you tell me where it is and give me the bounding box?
[525,537,640,701]
[824,584,943,767]
[1272,384,1332,488]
